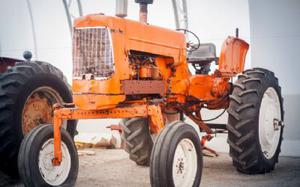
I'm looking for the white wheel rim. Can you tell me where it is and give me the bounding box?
[38,139,71,186]
[172,138,198,187]
[259,87,282,159]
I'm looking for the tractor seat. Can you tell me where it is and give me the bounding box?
[187,43,218,65]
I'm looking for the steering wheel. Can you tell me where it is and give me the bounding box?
[177,29,200,52]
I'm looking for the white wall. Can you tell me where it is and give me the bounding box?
[30,0,73,79]
[249,0,300,156]
[0,0,36,59]
[0,0,74,80]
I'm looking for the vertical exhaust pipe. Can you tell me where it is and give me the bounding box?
[139,3,148,23]
[116,0,128,18]
[135,0,153,23]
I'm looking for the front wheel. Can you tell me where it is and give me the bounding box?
[18,125,78,187]
[150,121,203,187]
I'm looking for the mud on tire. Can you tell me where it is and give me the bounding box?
[0,61,77,178]
[120,118,153,166]
[227,68,284,174]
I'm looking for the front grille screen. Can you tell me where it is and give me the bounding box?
[73,27,114,79]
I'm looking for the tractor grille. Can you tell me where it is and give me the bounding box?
[73,27,114,79]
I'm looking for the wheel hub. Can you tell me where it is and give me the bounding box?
[172,138,197,187]
[176,158,185,174]
[38,139,71,186]
[22,87,62,135]
[259,87,282,159]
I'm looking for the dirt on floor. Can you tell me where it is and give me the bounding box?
[1,149,300,187]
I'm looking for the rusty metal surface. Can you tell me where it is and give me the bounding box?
[22,92,53,135]
[22,87,62,135]
[121,80,165,96]
[107,124,123,132]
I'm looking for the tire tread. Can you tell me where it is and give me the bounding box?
[227,68,284,174]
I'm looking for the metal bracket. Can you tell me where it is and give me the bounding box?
[273,118,284,131]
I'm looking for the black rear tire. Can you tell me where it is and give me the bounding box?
[150,121,203,187]
[18,124,78,187]
[0,61,77,178]
[227,68,284,174]
[120,118,153,166]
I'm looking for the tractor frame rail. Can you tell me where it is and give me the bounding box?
[51,103,164,165]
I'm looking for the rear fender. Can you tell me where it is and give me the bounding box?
[0,57,21,73]
[218,37,249,77]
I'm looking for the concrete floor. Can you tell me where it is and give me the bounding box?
[1,149,300,187]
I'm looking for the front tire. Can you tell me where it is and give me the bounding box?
[18,124,78,187]
[150,121,203,187]
[227,68,284,174]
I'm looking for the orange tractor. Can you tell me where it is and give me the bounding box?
[18,0,284,186]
